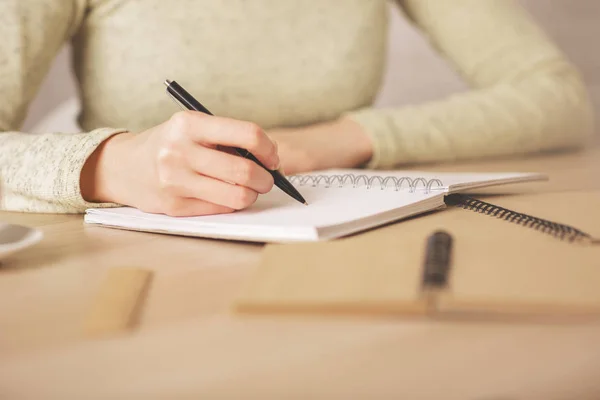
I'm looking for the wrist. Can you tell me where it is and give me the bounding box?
[80,132,135,203]
[333,117,373,167]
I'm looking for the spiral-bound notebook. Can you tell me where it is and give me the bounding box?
[84,169,546,242]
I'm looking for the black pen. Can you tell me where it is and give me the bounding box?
[164,79,307,206]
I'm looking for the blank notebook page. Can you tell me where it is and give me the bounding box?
[85,170,544,242]
[87,187,442,241]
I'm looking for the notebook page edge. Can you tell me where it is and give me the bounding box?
[84,212,319,243]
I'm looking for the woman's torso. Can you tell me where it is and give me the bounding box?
[72,0,390,132]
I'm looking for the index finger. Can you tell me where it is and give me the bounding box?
[171,111,279,170]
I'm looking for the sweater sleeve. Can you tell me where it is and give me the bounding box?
[0,0,126,213]
[346,0,595,169]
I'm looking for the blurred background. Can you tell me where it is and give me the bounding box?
[22,0,600,141]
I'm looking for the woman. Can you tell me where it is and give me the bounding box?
[0,0,593,216]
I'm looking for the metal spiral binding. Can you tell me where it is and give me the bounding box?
[445,194,597,244]
[288,174,444,193]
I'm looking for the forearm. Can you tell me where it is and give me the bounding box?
[346,0,594,169]
[0,0,118,213]
[348,65,594,168]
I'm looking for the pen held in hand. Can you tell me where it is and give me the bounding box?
[164,79,307,205]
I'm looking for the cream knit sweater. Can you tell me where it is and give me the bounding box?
[0,0,594,213]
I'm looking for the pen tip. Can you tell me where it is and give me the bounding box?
[164,79,172,87]
[304,202,309,206]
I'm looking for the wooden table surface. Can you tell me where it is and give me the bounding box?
[1,147,600,399]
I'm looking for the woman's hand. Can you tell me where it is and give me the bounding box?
[81,111,280,217]
[267,118,373,175]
